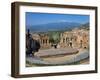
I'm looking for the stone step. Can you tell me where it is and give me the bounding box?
[35,48,78,58]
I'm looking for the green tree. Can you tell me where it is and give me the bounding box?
[49,32,60,44]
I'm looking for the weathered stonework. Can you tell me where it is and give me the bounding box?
[39,34,51,49]
[30,28,89,49]
[60,29,89,49]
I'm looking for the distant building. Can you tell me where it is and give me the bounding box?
[39,34,51,49]
[31,33,51,49]
[60,31,74,48]
[60,29,89,49]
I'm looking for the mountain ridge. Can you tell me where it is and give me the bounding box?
[26,22,89,33]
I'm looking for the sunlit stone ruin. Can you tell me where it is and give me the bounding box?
[27,28,89,50]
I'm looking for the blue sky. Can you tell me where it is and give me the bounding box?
[26,12,89,26]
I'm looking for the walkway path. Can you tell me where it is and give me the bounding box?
[34,48,78,58]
